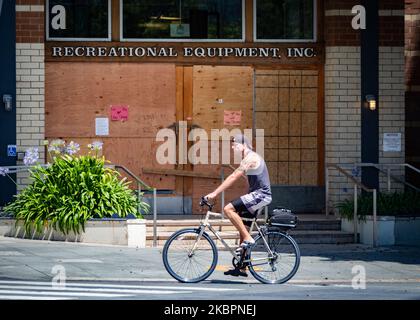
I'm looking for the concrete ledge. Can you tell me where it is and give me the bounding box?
[342,215,420,246]
[0,218,146,248]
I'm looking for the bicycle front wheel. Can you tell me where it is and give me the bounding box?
[162,228,218,283]
[248,231,300,284]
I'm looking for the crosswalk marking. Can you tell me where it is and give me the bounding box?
[0,280,243,292]
[0,284,186,295]
[0,289,131,298]
[0,251,24,256]
[0,280,244,300]
[0,295,73,300]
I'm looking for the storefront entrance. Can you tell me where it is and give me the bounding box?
[45,63,324,214]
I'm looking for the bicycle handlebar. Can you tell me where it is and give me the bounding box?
[199,196,214,210]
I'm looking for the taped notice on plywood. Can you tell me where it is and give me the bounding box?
[224,110,241,126]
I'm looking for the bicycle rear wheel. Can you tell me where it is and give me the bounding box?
[162,228,218,283]
[247,231,300,284]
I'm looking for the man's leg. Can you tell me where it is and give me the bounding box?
[224,203,253,243]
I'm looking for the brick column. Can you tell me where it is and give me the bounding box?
[15,0,45,190]
[324,0,405,212]
[405,0,420,186]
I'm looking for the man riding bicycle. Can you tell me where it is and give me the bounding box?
[205,134,272,277]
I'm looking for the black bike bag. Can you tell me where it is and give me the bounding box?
[267,208,298,228]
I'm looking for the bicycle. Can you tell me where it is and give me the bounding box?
[162,197,301,284]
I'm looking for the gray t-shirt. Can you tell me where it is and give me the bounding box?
[236,151,272,196]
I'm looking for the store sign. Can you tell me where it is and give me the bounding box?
[51,46,317,59]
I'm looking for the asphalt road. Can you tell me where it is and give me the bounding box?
[1,236,420,300]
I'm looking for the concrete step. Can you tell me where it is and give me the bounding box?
[145,218,342,232]
[146,230,355,246]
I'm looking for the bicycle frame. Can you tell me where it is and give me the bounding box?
[191,209,276,264]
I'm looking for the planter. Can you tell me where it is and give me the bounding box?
[0,218,146,248]
[342,215,420,246]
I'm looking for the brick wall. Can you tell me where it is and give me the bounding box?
[405,0,420,186]
[324,0,406,212]
[15,1,45,190]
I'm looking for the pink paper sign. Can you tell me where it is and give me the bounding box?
[224,110,241,126]
[111,105,128,121]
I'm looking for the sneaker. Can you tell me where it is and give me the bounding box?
[239,239,255,249]
[224,268,248,277]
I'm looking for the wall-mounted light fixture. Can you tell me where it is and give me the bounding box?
[365,95,376,111]
[3,94,12,112]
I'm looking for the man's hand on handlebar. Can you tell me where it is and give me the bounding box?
[204,192,217,202]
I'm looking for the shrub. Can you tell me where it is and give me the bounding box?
[4,153,149,235]
[336,190,420,221]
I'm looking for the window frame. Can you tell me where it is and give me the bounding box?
[120,0,246,42]
[253,0,317,43]
[46,0,112,42]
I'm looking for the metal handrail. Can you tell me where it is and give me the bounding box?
[108,164,158,247]
[326,164,377,247]
[354,163,420,192]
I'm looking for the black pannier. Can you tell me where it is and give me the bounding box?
[267,207,298,229]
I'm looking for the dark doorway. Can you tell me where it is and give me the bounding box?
[0,0,17,207]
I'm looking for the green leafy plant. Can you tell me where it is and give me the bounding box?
[4,154,149,235]
[336,190,420,221]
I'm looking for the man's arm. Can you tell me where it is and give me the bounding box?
[206,169,245,200]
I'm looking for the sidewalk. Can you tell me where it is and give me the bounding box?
[1,236,420,285]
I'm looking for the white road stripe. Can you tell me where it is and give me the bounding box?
[0,280,242,292]
[56,259,103,263]
[0,289,130,298]
[0,284,187,295]
[0,251,24,256]
[0,295,73,300]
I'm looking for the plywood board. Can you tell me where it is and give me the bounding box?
[265,137,279,149]
[278,137,288,149]
[302,76,318,88]
[255,69,278,75]
[289,137,301,149]
[278,75,289,88]
[289,162,301,185]
[265,149,279,162]
[301,162,318,185]
[266,161,279,185]
[289,88,302,112]
[301,149,318,162]
[278,162,289,184]
[301,137,318,148]
[302,88,318,111]
[278,149,289,162]
[256,112,278,137]
[290,74,302,88]
[278,88,290,111]
[289,149,301,161]
[46,63,176,138]
[255,75,278,88]
[255,88,278,112]
[192,65,253,133]
[289,113,302,136]
[44,137,176,191]
[278,112,289,136]
[302,113,318,136]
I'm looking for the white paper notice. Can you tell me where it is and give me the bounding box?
[95,118,109,136]
[383,133,401,152]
